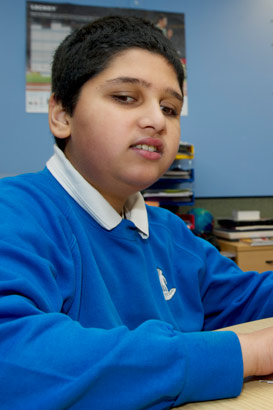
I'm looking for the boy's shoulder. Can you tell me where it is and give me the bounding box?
[0,168,68,216]
[0,168,62,196]
[146,203,180,219]
[146,204,188,232]
[146,204,204,245]
[0,168,50,189]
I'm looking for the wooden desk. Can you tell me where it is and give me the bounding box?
[178,318,273,409]
[218,239,273,272]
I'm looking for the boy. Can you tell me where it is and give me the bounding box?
[1,15,273,410]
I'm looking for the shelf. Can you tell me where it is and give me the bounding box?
[177,142,194,159]
[145,200,195,207]
[175,153,194,160]
[143,141,195,209]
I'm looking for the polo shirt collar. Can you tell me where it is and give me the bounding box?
[46,145,149,238]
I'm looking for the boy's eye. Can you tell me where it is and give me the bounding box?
[161,105,178,117]
[112,95,136,104]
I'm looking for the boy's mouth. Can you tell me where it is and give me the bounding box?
[130,140,163,160]
[133,144,159,152]
[130,138,163,154]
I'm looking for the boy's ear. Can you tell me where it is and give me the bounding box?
[48,94,71,139]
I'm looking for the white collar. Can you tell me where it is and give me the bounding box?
[46,145,149,238]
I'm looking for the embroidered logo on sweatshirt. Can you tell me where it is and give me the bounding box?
[157,268,176,301]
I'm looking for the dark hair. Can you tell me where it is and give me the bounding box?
[51,15,184,150]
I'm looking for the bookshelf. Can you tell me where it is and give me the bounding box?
[143,142,195,207]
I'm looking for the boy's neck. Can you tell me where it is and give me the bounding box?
[99,191,127,216]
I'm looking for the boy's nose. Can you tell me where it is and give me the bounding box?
[137,103,166,134]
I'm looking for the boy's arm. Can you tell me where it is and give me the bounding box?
[0,239,243,408]
[0,254,244,409]
[238,328,273,378]
[198,237,273,330]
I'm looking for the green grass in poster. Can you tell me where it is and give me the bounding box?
[26,72,51,84]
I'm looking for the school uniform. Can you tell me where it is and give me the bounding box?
[1,146,273,409]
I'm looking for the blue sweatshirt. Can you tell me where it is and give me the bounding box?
[1,168,273,409]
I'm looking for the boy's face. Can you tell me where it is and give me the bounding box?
[49,48,183,211]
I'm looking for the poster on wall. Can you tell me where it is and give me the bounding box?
[26,1,187,114]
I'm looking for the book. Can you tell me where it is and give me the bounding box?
[214,228,273,240]
[232,210,260,221]
[231,225,273,231]
[162,169,192,179]
[143,189,193,203]
[218,218,273,231]
[143,189,192,198]
[240,238,273,246]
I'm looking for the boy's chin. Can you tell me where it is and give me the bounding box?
[121,168,166,193]
[130,179,161,193]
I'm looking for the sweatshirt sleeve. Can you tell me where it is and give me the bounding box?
[0,182,243,409]
[0,242,243,409]
[0,295,243,409]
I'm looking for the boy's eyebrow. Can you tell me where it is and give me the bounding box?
[105,76,183,102]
